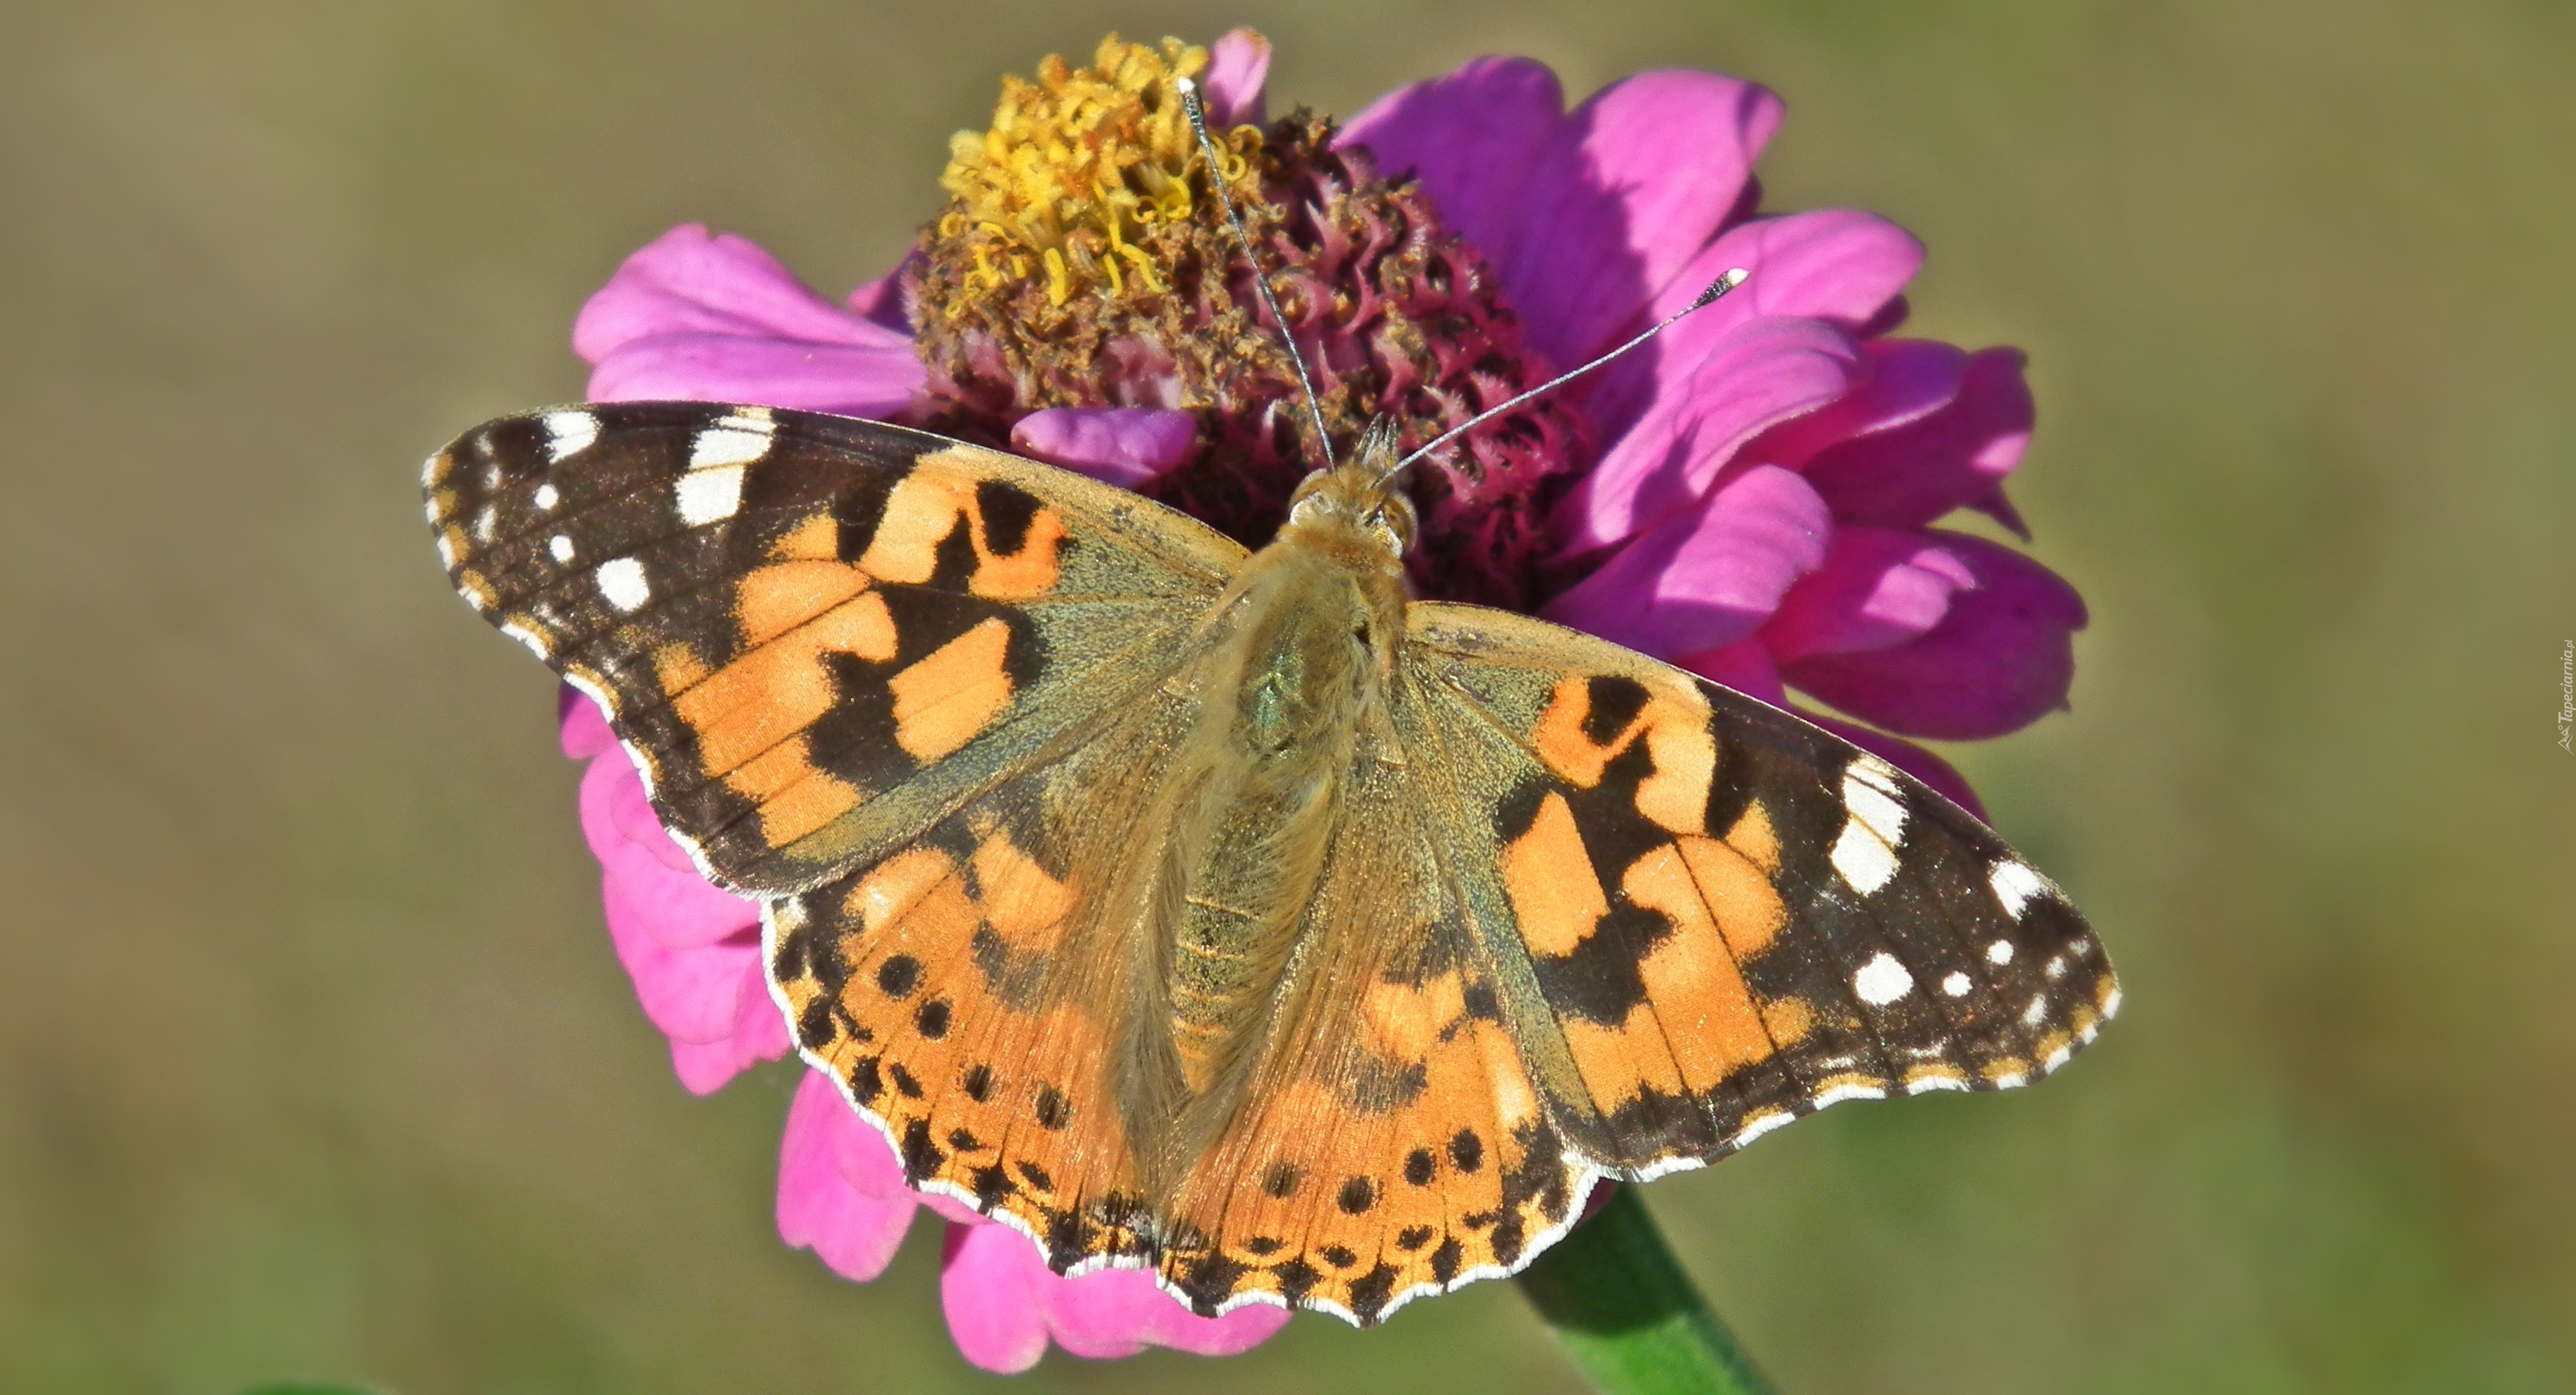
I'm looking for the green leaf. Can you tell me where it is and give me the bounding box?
[1515,1186,1779,1395]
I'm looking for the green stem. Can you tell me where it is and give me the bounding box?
[1515,1186,1780,1395]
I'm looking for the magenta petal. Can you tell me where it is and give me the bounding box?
[1048,1267,1290,1359]
[1748,338,1967,472]
[1554,317,1862,553]
[1795,710,1988,822]
[1761,526,1977,662]
[1586,210,1926,445]
[1201,28,1271,127]
[1783,533,2087,740]
[842,254,917,331]
[942,1223,1056,1373]
[667,989,785,1096]
[574,224,924,415]
[576,754,758,947]
[1010,407,1200,486]
[778,1071,917,1281]
[1803,347,2036,529]
[1678,640,1787,707]
[1338,57,1565,268]
[1543,465,1830,660]
[1503,72,1785,367]
[602,882,757,1045]
[559,688,615,759]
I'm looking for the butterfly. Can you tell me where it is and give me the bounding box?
[424,392,2116,1326]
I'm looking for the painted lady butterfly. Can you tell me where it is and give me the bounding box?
[424,389,2116,1326]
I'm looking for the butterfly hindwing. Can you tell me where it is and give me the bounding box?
[425,402,1244,894]
[1401,602,2118,1175]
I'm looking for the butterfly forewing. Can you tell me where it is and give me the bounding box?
[1402,603,2116,1173]
[425,402,1244,893]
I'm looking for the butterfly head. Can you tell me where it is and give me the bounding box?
[1284,415,1418,557]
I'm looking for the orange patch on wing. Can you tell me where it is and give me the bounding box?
[845,847,955,931]
[678,587,896,790]
[1499,791,1607,957]
[1633,712,1715,834]
[858,469,1068,600]
[734,560,876,647]
[652,642,710,693]
[770,511,840,561]
[723,736,861,845]
[1620,845,1774,1087]
[1532,678,1619,787]
[1562,1011,1687,1116]
[1724,800,1782,874]
[1531,678,1710,830]
[970,827,1075,949]
[1760,994,1815,1047]
[1674,834,1788,959]
[889,616,1017,760]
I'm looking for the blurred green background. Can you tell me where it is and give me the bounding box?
[4,1,2571,1391]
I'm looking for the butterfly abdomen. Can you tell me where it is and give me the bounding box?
[1131,510,1412,1134]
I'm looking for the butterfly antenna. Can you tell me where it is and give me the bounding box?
[1176,76,1337,469]
[1375,266,1753,489]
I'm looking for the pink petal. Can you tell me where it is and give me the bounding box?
[941,1223,1056,1373]
[1586,210,1926,446]
[600,881,760,1049]
[667,992,786,1096]
[1678,640,1787,706]
[1795,710,1988,822]
[842,253,917,331]
[777,1070,918,1281]
[559,687,615,758]
[1010,407,1200,486]
[1782,533,2086,740]
[1046,1266,1289,1359]
[1503,72,1784,369]
[574,224,924,416]
[1802,347,2035,530]
[1543,465,1830,659]
[1760,526,1978,662]
[1553,317,1862,553]
[1201,29,1272,127]
[1338,57,1566,268]
[1746,338,1969,472]
[937,1221,1289,1372]
[576,752,759,946]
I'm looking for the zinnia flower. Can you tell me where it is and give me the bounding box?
[554,28,2086,1372]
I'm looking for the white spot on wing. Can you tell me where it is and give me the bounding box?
[1842,758,1908,843]
[2042,1043,2074,1073]
[596,556,650,612]
[2022,994,2050,1026]
[1987,938,2015,965]
[533,482,559,510]
[549,534,576,563]
[544,410,599,461]
[1812,1082,1888,1109]
[2101,985,2124,1019]
[1730,1111,1795,1150]
[1907,1074,1969,1095]
[435,534,457,570]
[1853,951,1914,1005]
[473,506,497,543]
[676,464,746,525]
[1940,971,1972,998]
[1988,1070,2027,1089]
[1830,821,1898,894]
[499,620,550,658]
[691,413,773,469]
[1990,859,2049,918]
